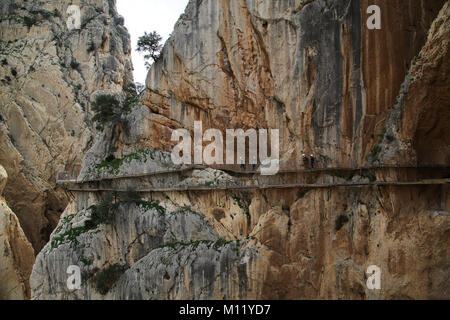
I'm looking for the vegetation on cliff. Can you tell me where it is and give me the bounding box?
[136,31,163,69]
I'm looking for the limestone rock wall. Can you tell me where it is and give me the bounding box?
[0,165,35,300]
[31,0,450,300]
[31,195,258,300]
[0,0,133,252]
[141,0,445,167]
[380,1,450,166]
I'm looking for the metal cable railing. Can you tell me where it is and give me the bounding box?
[57,163,449,184]
[66,178,450,193]
[63,164,449,192]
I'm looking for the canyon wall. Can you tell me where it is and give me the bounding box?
[0,164,34,299]
[0,0,133,298]
[141,0,446,166]
[0,0,133,251]
[31,0,449,299]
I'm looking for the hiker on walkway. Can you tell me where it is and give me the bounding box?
[310,154,315,169]
[302,153,309,168]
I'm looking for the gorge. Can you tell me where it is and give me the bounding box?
[0,0,449,300]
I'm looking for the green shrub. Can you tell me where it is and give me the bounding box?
[70,60,80,70]
[30,9,53,19]
[136,31,162,69]
[160,240,211,250]
[233,197,250,220]
[93,264,125,295]
[23,16,37,28]
[96,154,123,173]
[87,42,95,52]
[135,200,165,215]
[86,192,119,229]
[123,82,141,110]
[120,190,165,215]
[50,193,119,251]
[91,94,123,131]
[366,144,382,162]
[53,8,61,18]
[80,256,93,266]
[51,191,163,252]
[91,82,142,131]
[213,237,228,250]
[50,226,87,250]
[366,128,386,162]
[95,149,156,174]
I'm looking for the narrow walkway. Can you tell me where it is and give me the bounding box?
[57,164,449,184]
[431,210,450,216]
[65,178,450,193]
[58,164,449,193]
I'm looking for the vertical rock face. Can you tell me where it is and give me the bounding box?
[380,1,450,166]
[142,0,445,166]
[0,165,35,300]
[0,0,133,252]
[31,1,449,300]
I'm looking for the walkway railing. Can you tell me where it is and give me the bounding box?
[56,171,78,183]
[65,178,450,193]
[56,163,449,184]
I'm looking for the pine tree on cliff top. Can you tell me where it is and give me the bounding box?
[136,31,162,69]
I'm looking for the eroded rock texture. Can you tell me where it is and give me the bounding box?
[142,0,446,166]
[32,0,449,300]
[0,0,133,252]
[380,1,450,166]
[0,165,35,299]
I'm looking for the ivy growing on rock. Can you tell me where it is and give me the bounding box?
[95,149,157,175]
[159,238,240,253]
[50,191,166,251]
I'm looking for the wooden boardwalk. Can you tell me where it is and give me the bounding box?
[57,164,449,193]
[57,164,449,183]
[65,178,450,193]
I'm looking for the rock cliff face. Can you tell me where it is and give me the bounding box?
[0,0,133,299]
[142,0,446,166]
[379,1,450,166]
[0,165,34,299]
[0,0,133,253]
[31,0,449,300]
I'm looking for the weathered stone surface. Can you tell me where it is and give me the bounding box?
[0,0,133,252]
[141,0,444,166]
[246,186,450,299]
[379,1,450,166]
[0,165,35,299]
[31,197,254,299]
[32,182,450,300]
[31,0,449,300]
[0,165,7,194]
[116,242,258,300]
